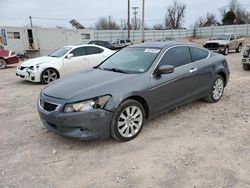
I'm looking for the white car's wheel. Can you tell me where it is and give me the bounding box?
[0,59,7,69]
[41,68,59,84]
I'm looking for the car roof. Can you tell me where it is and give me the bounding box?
[128,41,194,49]
[64,44,105,48]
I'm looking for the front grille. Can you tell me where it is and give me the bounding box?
[204,43,219,50]
[40,99,58,112]
[20,66,27,70]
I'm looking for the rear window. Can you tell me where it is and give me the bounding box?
[190,47,209,62]
[86,46,104,55]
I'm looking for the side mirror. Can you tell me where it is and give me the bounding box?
[66,53,73,59]
[157,65,175,75]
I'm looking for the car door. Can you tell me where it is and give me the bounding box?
[229,35,237,50]
[85,46,106,67]
[189,46,213,96]
[148,46,200,114]
[63,47,90,75]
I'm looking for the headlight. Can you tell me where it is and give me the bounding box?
[28,66,34,70]
[64,95,111,113]
[219,44,225,48]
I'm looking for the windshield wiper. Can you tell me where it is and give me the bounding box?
[102,68,128,74]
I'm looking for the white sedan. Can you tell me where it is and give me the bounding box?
[16,44,115,84]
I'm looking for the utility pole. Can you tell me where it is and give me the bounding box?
[142,0,145,43]
[132,7,139,30]
[29,16,33,27]
[128,0,130,39]
[108,16,111,29]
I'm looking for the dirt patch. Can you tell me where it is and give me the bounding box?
[0,49,250,187]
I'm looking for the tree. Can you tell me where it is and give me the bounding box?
[95,17,120,30]
[131,18,142,30]
[195,12,219,27]
[165,0,186,29]
[222,10,236,25]
[220,0,250,25]
[153,24,165,30]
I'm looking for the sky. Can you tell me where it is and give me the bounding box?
[0,0,250,29]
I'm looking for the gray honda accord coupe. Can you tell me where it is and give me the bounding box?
[38,42,230,141]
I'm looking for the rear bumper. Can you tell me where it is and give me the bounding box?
[38,95,113,140]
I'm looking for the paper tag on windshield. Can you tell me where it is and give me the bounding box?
[144,49,160,53]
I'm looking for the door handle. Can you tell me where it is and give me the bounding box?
[189,68,197,73]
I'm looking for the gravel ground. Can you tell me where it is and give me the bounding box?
[0,46,250,188]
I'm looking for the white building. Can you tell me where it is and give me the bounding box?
[0,26,93,57]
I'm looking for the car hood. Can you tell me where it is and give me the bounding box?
[42,69,145,101]
[20,56,58,67]
[205,40,229,45]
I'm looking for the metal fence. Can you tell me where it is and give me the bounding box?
[195,24,250,37]
[93,24,250,42]
[93,29,194,42]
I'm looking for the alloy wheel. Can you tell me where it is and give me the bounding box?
[42,69,58,84]
[213,78,224,100]
[117,106,143,138]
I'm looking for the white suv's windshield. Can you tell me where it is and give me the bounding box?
[49,47,72,58]
[211,35,230,40]
[99,47,161,74]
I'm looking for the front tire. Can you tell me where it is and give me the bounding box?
[111,99,145,142]
[243,64,250,70]
[205,75,225,103]
[0,59,7,69]
[41,68,59,84]
[223,46,229,55]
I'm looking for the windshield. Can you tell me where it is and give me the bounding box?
[49,47,72,57]
[99,47,161,74]
[211,35,230,40]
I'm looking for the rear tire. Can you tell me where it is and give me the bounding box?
[236,44,242,53]
[205,75,225,103]
[243,64,250,70]
[111,99,145,142]
[0,59,7,69]
[223,46,229,55]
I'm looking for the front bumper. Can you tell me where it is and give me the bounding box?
[242,58,250,65]
[38,95,113,140]
[16,67,41,82]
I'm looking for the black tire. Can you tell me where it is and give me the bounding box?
[40,68,59,84]
[205,75,225,103]
[236,44,242,53]
[111,99,145,142]
[243,64,250,70]
[223,46,229,55]
[0,58,7,69]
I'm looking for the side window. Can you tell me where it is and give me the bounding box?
[230,35,235,40]
[159,46,192,68]
[120,40,125,44]
[70,47,87,57]
[86,46,104,55]
[190,47,209,62]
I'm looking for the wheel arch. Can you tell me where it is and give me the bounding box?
[121,95,149,119]
[216,70,227,86]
